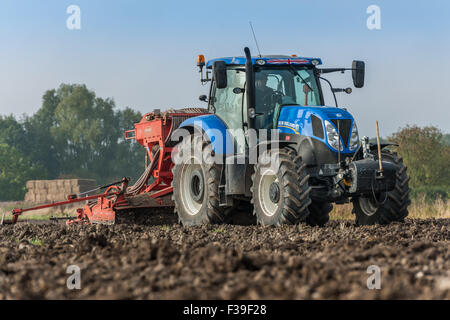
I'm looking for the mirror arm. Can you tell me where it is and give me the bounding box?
[332,88,352,94]
[200,69,211,84]
[319,68,353,74]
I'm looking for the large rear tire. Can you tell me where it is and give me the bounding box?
[352,150,411,225]
[251,148,311,226]
[172,134,228,226]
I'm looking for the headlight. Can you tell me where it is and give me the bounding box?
[349,122,359,150]
[325,120,343,151]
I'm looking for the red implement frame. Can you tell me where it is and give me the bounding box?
[10,110,207,224]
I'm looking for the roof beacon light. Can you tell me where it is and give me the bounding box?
[197,55,205,67]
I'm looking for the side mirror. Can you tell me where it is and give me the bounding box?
[213,61,227,89]
[199,95,207,102]
[352,60,365,88]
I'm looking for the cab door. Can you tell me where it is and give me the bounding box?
[209,68,246,154]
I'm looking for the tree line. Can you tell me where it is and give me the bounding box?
[389,125,449,200]
[0,84,449,201]
[0,84,145,201]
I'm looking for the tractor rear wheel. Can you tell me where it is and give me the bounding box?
[306,202,333,227]
[251,148,312,226]
[172,134,228,226]
[352,150,411,225]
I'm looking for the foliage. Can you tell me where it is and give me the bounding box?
[410,185,449,202]
[331,197,449,220]
[0,143,46,200]
[29,238,44,246]
[442,134,450,146]
[0,84,145,200]
[389,125,450,188]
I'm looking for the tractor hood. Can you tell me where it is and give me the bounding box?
[277,105,358,154]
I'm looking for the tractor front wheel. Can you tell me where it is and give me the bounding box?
[352,150,411,225]
[251,148,312,226]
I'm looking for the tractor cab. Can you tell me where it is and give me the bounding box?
[202,55,324,131]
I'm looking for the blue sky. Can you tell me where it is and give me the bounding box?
[0,0,449,136]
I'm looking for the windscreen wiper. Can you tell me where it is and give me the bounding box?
[287,65,313,92]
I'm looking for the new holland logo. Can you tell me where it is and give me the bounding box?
[278,121,300,134]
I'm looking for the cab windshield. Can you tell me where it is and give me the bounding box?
[254,66,321,129]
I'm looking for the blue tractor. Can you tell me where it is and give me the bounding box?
[171,47,410,226]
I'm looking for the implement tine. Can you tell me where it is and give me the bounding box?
[1,210,5,225]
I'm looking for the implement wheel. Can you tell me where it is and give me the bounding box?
[172,134,228,226]
[352,150,411,225]
[251,148,312,226]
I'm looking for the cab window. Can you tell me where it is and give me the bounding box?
[210,68,246,152]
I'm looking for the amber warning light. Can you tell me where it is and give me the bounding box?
[197,54,205,67]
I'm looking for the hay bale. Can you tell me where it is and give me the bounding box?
[34,194,44,203]
[56,180,65,188]
[25,193,35,202]
[48,185,58,193]
[26,181,35,189]
[47,193,64,202]
[34,180,43,189]
[57,193,69,201]
[36,190,48,197]
[24,178,97,203]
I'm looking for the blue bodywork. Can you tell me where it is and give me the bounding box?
[178,106,356,155]
[277,105,356,153]
[178,115,235,155]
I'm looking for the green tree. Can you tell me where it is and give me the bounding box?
[0,115,26,148]
[0,143,46,201]
[112,107,145,182]
[0,83,146,199]
[51,84,116,180]
[22,89,62,178]
[389,125,450,188]
[49,84,145,184]
[442,134,450,146]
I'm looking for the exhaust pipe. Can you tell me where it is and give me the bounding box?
[244,47,256,132]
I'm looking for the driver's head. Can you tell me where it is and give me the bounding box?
[255,73,268,89]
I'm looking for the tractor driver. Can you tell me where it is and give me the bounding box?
[255,72,274,110]
[255,72,276,128]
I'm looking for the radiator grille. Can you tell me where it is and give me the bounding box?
[331,119,352,147]
[311,115,324,139]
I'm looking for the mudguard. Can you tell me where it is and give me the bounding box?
[176,115,235,155]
